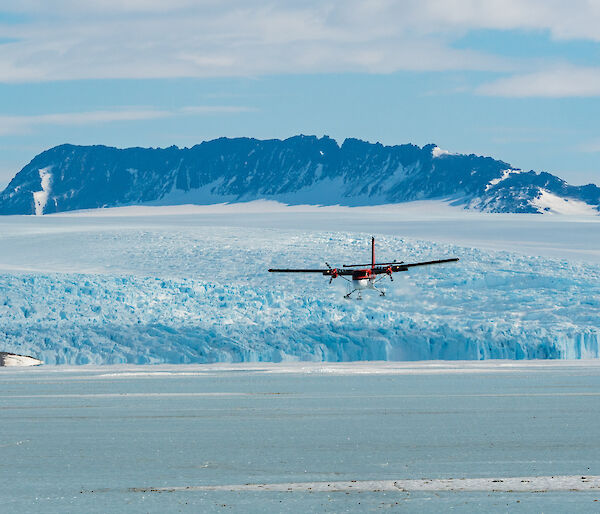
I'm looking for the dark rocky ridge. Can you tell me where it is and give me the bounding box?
[0,135,598,214]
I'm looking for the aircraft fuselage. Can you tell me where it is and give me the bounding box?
[351,269,376,290]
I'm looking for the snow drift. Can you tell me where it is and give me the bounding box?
[0,352,42,366]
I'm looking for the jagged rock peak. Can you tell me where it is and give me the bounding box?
[0,136,598,215]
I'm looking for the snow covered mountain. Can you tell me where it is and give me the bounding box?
[1,135,598,215]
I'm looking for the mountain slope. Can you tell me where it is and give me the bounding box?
[0,135,598,215]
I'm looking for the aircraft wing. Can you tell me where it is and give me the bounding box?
[269,258,459,275]
[400,257,459,268]
[268,268,354,276]
[391,257,459,271]
[268,268,330,273]
[371,257,459,274]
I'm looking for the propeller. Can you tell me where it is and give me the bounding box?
[386,266,394,281]
[326,262,338,284]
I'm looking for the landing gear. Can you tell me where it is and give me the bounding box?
[372,274,392,297]
[344,289,359,299]
[372,285,385,297]
[344,288,364,300]
[345,284,385,299]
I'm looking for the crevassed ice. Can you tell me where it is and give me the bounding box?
[0,228,598,365]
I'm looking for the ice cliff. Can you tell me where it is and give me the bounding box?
[1,228,598,364]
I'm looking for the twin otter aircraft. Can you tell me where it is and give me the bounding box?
[269,237,458,299]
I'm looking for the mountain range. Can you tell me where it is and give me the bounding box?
[0,135,598,215]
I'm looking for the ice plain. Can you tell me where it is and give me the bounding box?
[2,201,600,512]
[0,201,598,364]
[3,362,600,512]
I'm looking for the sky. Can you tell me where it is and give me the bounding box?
[0,0,599,188]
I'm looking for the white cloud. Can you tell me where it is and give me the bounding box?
[577,138,600,153]
[0,1,598,86]
[179,105,257,114]
[0,106,255,135]
[0,1,558,82]
[406,0,600,41]
[477,66,600,97]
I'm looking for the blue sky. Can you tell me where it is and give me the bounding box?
[0,1,599,187]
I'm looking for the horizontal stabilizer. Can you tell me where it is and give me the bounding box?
[343,261,404,268]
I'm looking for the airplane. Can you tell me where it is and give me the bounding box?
[268,237,458,299]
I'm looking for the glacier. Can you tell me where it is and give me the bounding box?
[0,204,598,364]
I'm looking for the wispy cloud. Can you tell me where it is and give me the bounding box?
[0,0,589,82]
[577,138,600,153]
[0,0,598,101]
[0,105,255,135]
[477,65,600,97]
[180,105,257,114]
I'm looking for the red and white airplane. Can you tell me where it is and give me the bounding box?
[269,237,458,299]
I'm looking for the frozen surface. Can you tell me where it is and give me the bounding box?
[145,475,600,492]
[32,166,52,216]
[485,168,523,191]
[532,189,600,216]
[0,352,42,366]
[2,362,600,512]
[50,200,600,263]
[0,204,598,364]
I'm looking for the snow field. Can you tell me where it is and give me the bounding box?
[4,362,600,512]
[137,475,600,493]
[0,351,42,366]
[0,223,598,364]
